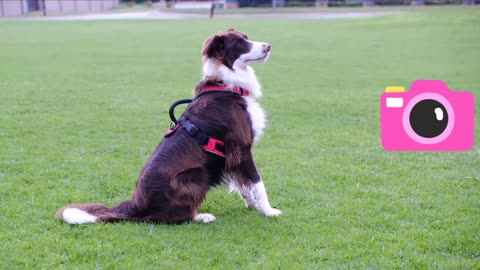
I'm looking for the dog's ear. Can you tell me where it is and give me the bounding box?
[228,28,248,40]
[203,34,236,70]
[203,35,225,60]
[222,49,237,71]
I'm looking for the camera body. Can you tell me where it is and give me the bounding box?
[381,80,474,151]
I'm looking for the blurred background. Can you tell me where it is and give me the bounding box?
[0,0,477,17]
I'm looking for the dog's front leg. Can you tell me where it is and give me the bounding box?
[229,151,282,217]
[249,180,282,217]
[230,179,281,216]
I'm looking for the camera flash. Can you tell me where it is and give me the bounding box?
[386,98,403,108]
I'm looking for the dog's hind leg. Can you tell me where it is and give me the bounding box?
[227,176,256,208]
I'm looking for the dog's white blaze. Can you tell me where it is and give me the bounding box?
[62,208,98,224]
[239,41,270,64]
[244,97,266,142]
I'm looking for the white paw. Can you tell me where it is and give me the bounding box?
[193,213,216,223]
[262,208,282,217]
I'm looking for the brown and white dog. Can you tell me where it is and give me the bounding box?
[57,29,281,224]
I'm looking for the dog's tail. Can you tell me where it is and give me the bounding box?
[56,200,138,224]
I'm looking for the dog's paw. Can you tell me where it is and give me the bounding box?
[194,213,216,223]
[262,208,282,217]
[244,201,255,209]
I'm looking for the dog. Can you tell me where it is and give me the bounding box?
[57,29,282,224]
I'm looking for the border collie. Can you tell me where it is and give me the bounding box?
[57,29,281,224]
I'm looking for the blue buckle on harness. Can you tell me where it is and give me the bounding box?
[183,121,198,136]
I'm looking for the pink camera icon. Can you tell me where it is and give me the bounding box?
[381,80,475,151]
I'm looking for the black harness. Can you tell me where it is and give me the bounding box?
[165,84,250,158]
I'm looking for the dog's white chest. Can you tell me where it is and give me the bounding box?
[244,97,266,142]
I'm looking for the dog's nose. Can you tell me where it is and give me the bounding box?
[263,43,271,53]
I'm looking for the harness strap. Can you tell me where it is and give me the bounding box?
[200,85,249,96]
[177,118,226,158]
[164,83,248,158]
[169,99,192,125]
[178,118,209,145]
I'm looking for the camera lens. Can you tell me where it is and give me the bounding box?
[409,99,448,138]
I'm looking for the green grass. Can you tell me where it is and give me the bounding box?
[1,7,480,269]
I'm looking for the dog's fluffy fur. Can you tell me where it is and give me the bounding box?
[57,29,281,224]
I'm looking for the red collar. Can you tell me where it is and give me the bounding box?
[199,84,250,97]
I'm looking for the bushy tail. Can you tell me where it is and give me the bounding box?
[56,201,134,224]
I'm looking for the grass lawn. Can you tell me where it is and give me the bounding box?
[1,7,479,269]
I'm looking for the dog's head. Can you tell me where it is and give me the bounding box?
[202,29,271,71]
